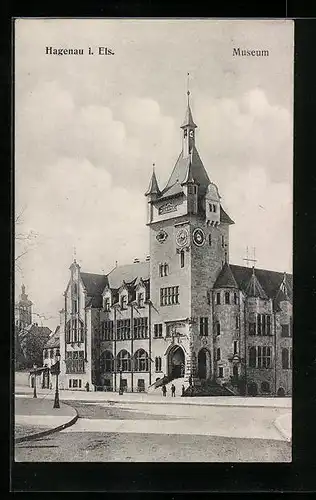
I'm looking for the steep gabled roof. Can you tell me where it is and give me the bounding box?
[107,261,150,290]
[145,168,160,196]
[220,206,235,225]
[160,146,211,200]
[244,269,269,299]
[229,265,292,300]
[180,102,197,129]
[80,273,108,296]
[214,262,238,289]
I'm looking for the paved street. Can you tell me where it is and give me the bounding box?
[15,399,291,462]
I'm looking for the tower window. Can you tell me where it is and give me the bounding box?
[160,286,179,306]
[233,293,238,305]
[216,348,221,361]
[281,324,290,337]
[225,292,230,305]
[233,340,238,355]
[218,367,224,378]
[215,322,220,336]
[159,263,169,277]
[249,322,256,336]
[199,317,209,336]
[282,348,289,369]
[216,292,221,305]
[235,316,240,329]
[208,234,212,246]
[180,250,185,268]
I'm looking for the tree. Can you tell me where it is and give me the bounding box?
[15,207,39,274]
[21,326,51,368]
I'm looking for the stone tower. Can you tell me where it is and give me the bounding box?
[15,284,33,330]
[145,91,234,383]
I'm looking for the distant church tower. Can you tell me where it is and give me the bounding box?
[15,284,33,330]
[145,88,234,383]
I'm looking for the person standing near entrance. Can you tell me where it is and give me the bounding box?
[171,383,176,397]
[162,384,167,397]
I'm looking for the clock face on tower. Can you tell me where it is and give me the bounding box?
[192,228,205,246]
[176,228,189,247]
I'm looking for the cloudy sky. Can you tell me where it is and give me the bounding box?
[15,19,294,330]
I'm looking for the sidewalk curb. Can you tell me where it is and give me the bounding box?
[85,397,292,409]
[274,413,292,442]
[15,403,78,444]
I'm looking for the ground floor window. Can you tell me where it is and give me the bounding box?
[261,381,270,393]
[137,379,145,392]
[218,367,224,378]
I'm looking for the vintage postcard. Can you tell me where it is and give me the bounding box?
[14,18,293,463]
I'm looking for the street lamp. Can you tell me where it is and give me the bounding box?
[53,353,61,409]
[119,368,123,395]
[33,364,37,398]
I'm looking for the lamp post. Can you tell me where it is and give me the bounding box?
[53,353,61,409]
[119,368,123,395]
[33,364,37,398]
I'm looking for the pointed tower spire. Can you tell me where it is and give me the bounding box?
[145,164,160,196]
[214,262,238,289]
[181,158,197,185]
[245,267,268,299]
[181,74,197,129]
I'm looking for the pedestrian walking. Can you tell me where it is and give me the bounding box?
[162,384,167,397]
[171,383,176,397]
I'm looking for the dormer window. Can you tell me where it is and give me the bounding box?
[137,292,145,308]
[188,185,197,195]
[121,294,128,310]
[104,296,111,312]
[209,203,217,213]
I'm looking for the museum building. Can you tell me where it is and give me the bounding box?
[58,93,292,396]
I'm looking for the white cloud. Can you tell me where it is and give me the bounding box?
[14,19,293,330]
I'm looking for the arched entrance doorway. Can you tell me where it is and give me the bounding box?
[168,345,185,380]
[197,348,211,380]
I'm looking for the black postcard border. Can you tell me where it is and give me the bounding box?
[7,10,316,494]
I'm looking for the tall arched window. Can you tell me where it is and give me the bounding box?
[249,346,256,367]
[101,351,114,372]
[134,349,149,372]
[117,350,131,372]
[282,348,289,369]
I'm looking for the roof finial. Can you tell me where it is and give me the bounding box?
[73,246,77,263]
[187,72,190,105]
[153,162,155,172]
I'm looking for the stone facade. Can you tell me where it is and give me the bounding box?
[58,95,292,396]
